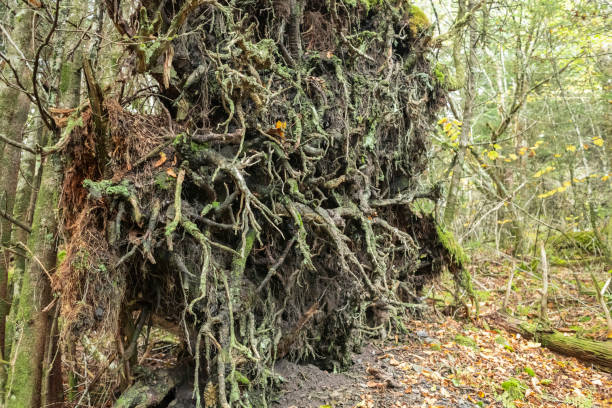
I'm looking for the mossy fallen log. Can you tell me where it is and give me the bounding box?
[487,312,612,373]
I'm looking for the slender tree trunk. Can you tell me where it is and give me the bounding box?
[539,241,549,321]
[8,149,62,408]
[444,0,476,227]
[3,125,39,361]
[0,8,33,366]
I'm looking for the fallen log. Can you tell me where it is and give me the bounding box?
[486,312,612,373]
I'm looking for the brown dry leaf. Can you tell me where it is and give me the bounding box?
[167,168,177,178]
[389,358,400,366]
[154,152,167,167]
[366,381,385,388]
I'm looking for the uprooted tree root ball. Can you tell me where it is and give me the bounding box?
[54,1,465,405]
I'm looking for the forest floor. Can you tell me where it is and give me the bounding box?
[271,254,612,408]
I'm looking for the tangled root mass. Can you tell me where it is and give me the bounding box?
[57,0,459,405]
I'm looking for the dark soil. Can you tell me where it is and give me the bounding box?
[271,342,479,408]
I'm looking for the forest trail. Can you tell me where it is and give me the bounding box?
[273,317,611,408]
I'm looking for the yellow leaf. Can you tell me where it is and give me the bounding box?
[493,143,502,150]
[554,154,562,158]
[538,189,557,199]
[566,145,576,152]
[437,117,448,125]
[509,154,518,161]
[518,147,527,156]
[593,137,604,147]
[602,175,610,181]
[487,150,499,160]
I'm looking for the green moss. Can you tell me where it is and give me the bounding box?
[495,335,508,345]
[57,249,67,266]
[433,63,446,83]
[190,141,208,152]
[233,371,251,386]
[287,178,306,201]
[516,304,532,317]
[408,5,431,35]
[500,378,526,403]
[232,230,256,279]
[200,201,220,217]
[454,334,478,349]
[83,179,132,199]
[436,225,469,266]
[154,172,172,190]
[342,0,383,11]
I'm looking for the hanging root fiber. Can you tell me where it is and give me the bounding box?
[54,1,460,406]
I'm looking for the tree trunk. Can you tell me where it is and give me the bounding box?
[7,150,62,408]
[487,312,612,373]
[443,0,476,227]
[0,8,33,366]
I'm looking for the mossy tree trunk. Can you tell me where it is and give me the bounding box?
[0,8,34,370]
[7,149,63,407]
[488,312,612,373]
[6,1,84,404]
